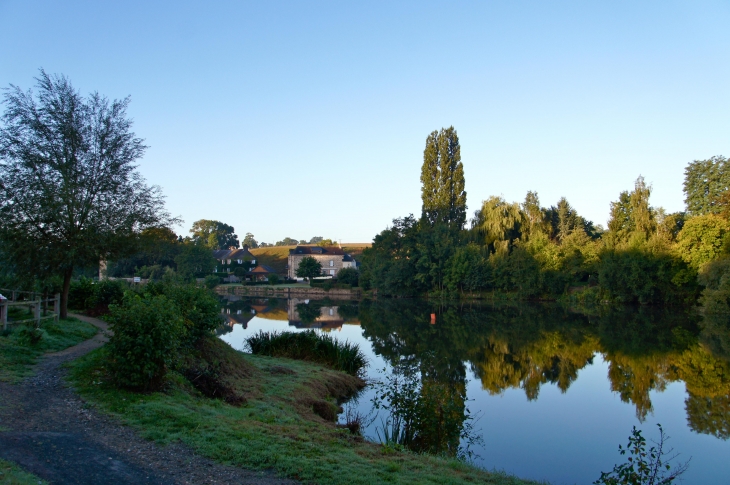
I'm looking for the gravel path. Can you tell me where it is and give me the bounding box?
[0,314,297,485]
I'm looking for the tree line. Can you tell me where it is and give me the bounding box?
[361,127,730,309]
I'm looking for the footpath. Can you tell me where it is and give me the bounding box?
[0,314,296,485]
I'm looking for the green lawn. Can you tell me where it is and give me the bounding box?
[68,340,541,485]
[0,317,98,383]
[0,458,47,485]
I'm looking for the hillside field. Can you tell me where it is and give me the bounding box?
[250,244,370,275]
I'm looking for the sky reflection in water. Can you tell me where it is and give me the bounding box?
[218,297,730,485]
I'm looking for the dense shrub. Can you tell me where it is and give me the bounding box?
[246,330,367,376]
[106,293,184,391]
[135,280,222,346]
[204,275,221,289]
[267,274,281,285]
[336,267,359,286]
[67,277,126,313]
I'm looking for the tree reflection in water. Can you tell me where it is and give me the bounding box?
[358,300,730,453]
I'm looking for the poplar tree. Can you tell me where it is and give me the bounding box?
[420,127,467,229]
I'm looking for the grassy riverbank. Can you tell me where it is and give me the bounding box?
[0,317,98,383]
[69,338,539,485]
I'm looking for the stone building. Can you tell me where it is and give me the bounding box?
[287,246,357,280]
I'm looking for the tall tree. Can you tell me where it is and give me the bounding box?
[0,71,173,317]
[189,219,239,249]
[521,191,547,239]
[420,127,467,229]
[629,176,655,236]
[684,155,730,215]
[242,232,258,248]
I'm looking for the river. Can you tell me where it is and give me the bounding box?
[217,296,730,485]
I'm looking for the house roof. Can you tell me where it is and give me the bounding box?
[289,246,346,256]
[213,247,255,261]
[251,264,278,274]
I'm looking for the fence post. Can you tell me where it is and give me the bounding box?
[1,299,7,331]
[35,300,41,328]
[54,294,60,323]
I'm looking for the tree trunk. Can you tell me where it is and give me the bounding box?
[60,267,73,319]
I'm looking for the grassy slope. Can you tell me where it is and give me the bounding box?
[0,317,98,383]
[250,245,371,275]
[0,458,47,485]
[69,339,539,485]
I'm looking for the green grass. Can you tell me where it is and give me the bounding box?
[246,330,368,376]
[68,341,540,485]
[0,317,98,383]
[0,458,47,485]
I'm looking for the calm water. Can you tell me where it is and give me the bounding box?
[217,296,730,485]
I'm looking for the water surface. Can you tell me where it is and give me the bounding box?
[217,296,730,485]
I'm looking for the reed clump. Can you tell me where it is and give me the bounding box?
[246,330,367,376]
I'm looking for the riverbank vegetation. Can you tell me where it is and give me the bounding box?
[69,336,538,485]
[0,317,97,383]
[361,128,730,310]
[246,330,367,376]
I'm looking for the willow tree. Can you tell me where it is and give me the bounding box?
[0,71,174,317]
[420,127,467,230]
[475,196,523,254]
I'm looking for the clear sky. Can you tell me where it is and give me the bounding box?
[2,1,728,244]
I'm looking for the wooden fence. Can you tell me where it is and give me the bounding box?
[0,288,61,331]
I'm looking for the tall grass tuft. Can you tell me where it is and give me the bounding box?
[246,330,367,376]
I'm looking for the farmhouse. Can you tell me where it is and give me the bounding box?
[212,245,256,274]
[287,246,357,280]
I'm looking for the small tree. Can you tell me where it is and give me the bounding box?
[0,71,175,317]
[296,256,322,283]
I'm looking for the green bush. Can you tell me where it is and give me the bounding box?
[336,267,359,286]
[67,277,126,313]
[68,277,95,309]
[246,330,367,376]
[204,275,221,289]
[106,293,184,391]
[267,274,281,285]
[162,282,221,346]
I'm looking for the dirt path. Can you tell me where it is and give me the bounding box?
[0,314,297,485]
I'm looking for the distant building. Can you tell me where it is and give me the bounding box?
[287,246,357,280]
[212,245,257,273]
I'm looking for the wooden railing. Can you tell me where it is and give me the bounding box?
[0,289,61,331]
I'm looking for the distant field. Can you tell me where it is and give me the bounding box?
[249,244,370,274]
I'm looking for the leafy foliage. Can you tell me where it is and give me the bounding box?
[594,424,689,485]
[0,70,174,317]
[684,155,730,216]
[189,219,239,249]
[246,330,367,376]
[105,280,222,390]
[106,293,184,391]
[420,126,466,230]
[336,267,359,286]
[295,256,323,282]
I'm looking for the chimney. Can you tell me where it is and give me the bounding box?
[243,244,249,251]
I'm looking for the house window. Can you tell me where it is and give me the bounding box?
[329,260,334,267]
[237,259,242,264]
[252,259,256,265]
[237,310,241,315]
[330,269,335,275]
[329,308,334,316]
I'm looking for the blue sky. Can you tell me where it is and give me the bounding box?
[2,1,728,243]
